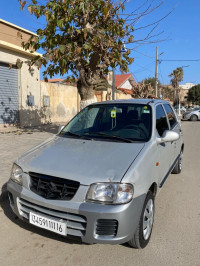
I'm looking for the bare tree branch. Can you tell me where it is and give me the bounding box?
[133,7,175,31]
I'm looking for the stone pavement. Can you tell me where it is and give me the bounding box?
[0,128,56,202]
[0,123,60,134]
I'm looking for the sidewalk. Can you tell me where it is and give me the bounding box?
[0,129,54,202]
[0,123,61,134]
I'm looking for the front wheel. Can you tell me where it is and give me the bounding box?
[128,191,154,249]
[190,115,198,121]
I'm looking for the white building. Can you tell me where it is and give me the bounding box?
[180,83,196,90]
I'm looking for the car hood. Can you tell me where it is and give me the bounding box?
[17,136,145,185]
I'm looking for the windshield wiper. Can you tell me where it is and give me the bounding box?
[64,131,93,140]
[84,132,133,143]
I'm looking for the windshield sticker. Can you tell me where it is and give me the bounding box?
[111,110,116,118]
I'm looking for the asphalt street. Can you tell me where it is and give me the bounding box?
[0,122,200,266]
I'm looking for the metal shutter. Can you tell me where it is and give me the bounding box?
[0,62,19,124]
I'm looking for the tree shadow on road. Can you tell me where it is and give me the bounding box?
[22,123,60,134]
[0,184,85,246]
[0,182,8,202]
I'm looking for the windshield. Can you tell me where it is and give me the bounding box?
[60,103,152,142]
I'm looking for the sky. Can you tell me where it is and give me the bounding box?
[0,0,200,85]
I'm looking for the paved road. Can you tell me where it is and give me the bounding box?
[0,122,200,266]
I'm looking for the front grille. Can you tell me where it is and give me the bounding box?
[18,198,87,237]
[29,172,80,200]
[96,219,118,236]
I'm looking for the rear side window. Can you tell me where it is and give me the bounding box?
[156,105,169,136]
[163,104,177,128]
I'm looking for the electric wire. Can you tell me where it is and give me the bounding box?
[160,59,200,62]
[133,60,155,74]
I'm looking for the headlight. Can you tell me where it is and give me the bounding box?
[11,163,23,185]
[86,183,134,204]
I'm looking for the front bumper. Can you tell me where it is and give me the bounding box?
[182,113,191,120]
[7,179,145,245]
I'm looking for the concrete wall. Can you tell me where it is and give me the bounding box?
[0,46,41,127]
[95,90,132,102]
[116,91,132,100]
[40,83,130,125]
[40,82,80,124]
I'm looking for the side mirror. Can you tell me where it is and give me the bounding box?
[157,130,180,144]
[57,125,64,134]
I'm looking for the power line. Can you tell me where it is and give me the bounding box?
[131,49,154,58]
[131,72,139,82]
[133,61,155,74]
[160,59,200,62]
[158,63,164,84]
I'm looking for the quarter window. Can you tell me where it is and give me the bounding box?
[163,104,177,128]
[156,105,169,136]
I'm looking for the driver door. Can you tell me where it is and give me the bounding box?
[155,104,172,187]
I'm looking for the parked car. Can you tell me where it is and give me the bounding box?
[182,107,200,121]
[174,105,186,114]
[7,99,184,249]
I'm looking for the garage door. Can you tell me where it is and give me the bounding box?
[0,62,19,124]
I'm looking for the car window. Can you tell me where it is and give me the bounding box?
[69,107,99,131]
[156,105,169,137]
[60,103,152,142]
[163,104,177,128]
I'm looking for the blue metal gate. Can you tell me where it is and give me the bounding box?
[0,62,19,124]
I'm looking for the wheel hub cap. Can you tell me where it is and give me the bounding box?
[143,199,154,240]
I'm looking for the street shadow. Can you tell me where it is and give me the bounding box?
[21,123,61,134]
[0,182,8,202]
[0,190,85,246]
[0,101,64,134]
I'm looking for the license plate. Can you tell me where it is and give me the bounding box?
[29,212,67,236]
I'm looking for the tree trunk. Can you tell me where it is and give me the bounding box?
[77,81,97,109]
[80,95,97,109]
[77,69,97,109]
[77,68,110,109]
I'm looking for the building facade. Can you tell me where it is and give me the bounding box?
[0,19,41,127]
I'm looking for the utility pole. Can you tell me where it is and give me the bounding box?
[155,46,158,98]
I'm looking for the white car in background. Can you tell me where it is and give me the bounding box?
[174,106,186,114]
[182,107,200,121]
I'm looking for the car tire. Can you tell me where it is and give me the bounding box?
[172,150,183,174]
[190,115,198,121]
[128,191,154,249]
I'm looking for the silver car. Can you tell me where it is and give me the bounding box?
[7,99,184,249]
[182,107,200,121]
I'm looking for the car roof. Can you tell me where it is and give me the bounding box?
[90,98,170,106]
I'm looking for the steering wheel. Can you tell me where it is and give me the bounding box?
[123,125,147,138]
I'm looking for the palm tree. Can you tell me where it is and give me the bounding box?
[169,67,184,114]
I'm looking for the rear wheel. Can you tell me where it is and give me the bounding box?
[128,191,154,249]
[190,115,198,121]
[172,150,183,174]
